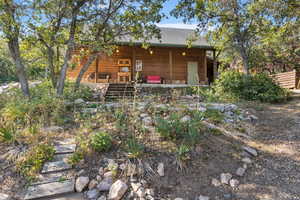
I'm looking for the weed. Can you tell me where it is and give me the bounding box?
[203,109,224,124]
[125,136,144,158]
[68,151,84,166]
[16,144,55,181]
[0,125,16,143]
[90,132,112,152]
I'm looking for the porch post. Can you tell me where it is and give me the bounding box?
[204,50,207,83]
[132,47,136,81]
[213,50,218,81]
[169,50,173,83]
[95,55,99,83]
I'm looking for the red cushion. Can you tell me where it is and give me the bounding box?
[147,76,161,81]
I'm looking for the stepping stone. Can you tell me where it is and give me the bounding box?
[32,172,73,186]
[54,144,76,154]
[24,180,75,200]
[53,154,72,162]
[43,193,84,200]
[41,160,72,174]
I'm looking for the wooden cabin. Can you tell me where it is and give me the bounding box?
[67,27,216,85]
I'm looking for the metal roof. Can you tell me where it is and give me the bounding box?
[117,27,214,49]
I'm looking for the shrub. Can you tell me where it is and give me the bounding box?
[0,125,16,143]
[90,132,112,152]
[187,86,219,102]
[16,144,55,181]
[125,136,144,158]
[213,71,289,103]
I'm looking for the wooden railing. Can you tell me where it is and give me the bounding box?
[271,70,300,89]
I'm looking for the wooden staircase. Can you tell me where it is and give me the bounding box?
[105,83,135,101]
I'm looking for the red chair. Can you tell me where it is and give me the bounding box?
[146,76,162,84]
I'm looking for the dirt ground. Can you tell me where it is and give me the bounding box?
[1,95,300,200]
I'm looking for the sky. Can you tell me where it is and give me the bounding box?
[158,0,198,29]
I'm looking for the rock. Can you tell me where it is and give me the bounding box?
[119,163,126,171]
[243,146,258,157]
[211,178,221,187]
[99,167,104,176]
[143,117,153,126]
[198,195,210,200]
[140,113,149,118]
[77,169,85,176]
[104,171,114,179]
[89,180,98,190]
[220,173,232,185]
[96,175,102,182]
[98,196,107,200]
[249,115,258,121]
[243,163,248,169]
[145,188,154,196]
[42,126,63,133]
[97,177,113,191]
[174,198,184,200]
[136,187,145,198]
[180,115,191,123]
[223,194,232,199]
[131,183,142,192]
[75,98,85,104]
[236,167,246,177]
[75,176,90,192]
[157,162,164,177]
[86,189,100,199]
[229,179,239,188]
[108,180,128,200]
[0,193,10,200]
[242,157,252,164]
[199,107,207,112]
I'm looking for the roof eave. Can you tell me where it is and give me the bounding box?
[116,41,215,50]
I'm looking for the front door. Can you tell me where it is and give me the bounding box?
[187,62,199,84]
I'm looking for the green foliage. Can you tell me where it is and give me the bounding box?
[113,109,129,131]
[187,86,219,102]
[68,151,84,166]
[16,144,55,181]
[90,132,112,152]
[203,109,224,124]
[0,125,16,143]
[214,71,289,103]
[125,136,144,158]
[176,144,191,161]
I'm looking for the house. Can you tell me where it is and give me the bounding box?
[67,27,217,86]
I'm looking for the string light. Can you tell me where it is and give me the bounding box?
[149,50,154,55]
[182,52,186,56]
[116,49,120,53]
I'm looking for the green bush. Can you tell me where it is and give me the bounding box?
[125,136,144,158]
[16,144,55,181]
[213,71,289,103]
[90,132,112,152]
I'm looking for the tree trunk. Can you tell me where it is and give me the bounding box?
[74,54,98,90]
[239,48,250,75]
[46,46,57,87]
[7,38,30,97]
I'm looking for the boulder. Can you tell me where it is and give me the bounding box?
[86,189,100,199]
[236,167,246,177]
[88,179,98,190]
[157,162,165,177]
[243,146,258,157]
[229,179,239,188]
[108,180,128,200]
[42,126,63,133]
[74,98,85,104]
[97,177,113,191]
[242,157,252,164]
[98,196,107,200]
[198,195,210,200]
[143,117,153,126]
[0,193,10,200]
[211,178,221,187]
[180,115,191,123]
[220,173,232,185]
[75,176,90,192]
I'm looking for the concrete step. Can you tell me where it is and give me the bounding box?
[24,180,75,200]
[54,144,76,154]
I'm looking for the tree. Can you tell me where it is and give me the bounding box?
[172,0,300,74]
[73,0,165,90]
[0,0,30,96]
[27,0,165,94]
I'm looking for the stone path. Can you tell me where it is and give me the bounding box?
[24,140,80,200]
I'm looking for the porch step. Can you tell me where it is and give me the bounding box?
[105,83,135,101]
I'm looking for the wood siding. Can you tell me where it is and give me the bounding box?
[67,46,208,84]
[271,70,300,89]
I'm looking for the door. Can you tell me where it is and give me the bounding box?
[187,62,199,84]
